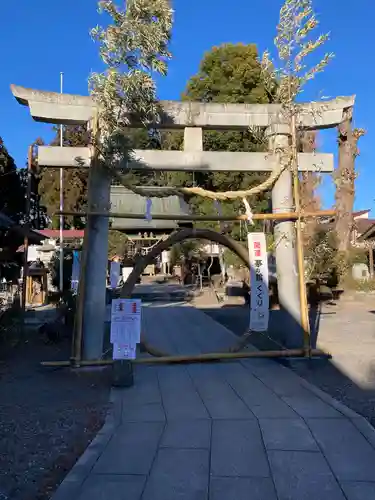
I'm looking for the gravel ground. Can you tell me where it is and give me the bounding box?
[0,325,110,500]
[201,294,375,428]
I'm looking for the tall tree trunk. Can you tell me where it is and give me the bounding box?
[334,107,365,267]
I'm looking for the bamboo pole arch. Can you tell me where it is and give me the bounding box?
[120,227,267,357]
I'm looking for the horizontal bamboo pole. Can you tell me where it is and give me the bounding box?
[56,209,336,222]
[41,348,330,367]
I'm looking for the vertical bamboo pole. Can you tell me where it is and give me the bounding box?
[21,145,33,313]
[290,112,311,356]
[369,244,374,279]
[71,233,88,365]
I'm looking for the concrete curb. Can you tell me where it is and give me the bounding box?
[299,376,375,449]
[195,304,375,450]
[275,362,375,450]
[222,311,375,450]
[51,387,123,500]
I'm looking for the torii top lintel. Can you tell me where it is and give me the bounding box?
[11,84,355,130]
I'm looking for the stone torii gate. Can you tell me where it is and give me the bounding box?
[11,84,355,359]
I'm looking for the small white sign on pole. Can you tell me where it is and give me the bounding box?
[247,232,269,332]
[110,298,141,360]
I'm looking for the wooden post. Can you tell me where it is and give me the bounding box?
[71,233,88,365]
[369,244,374,279]
[291,115,311,356]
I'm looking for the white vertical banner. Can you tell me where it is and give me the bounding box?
[247,232,269,332]
[110,261,121,289]
[71,250,81,293]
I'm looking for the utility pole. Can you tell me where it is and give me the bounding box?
[59,72,64,293]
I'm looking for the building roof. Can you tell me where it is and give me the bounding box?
[354,218,375,235]
[323,209,371,225]
[315,214,375,235]
[110,186,191,231]
[353,209,370,217]
[0,212,44,245]
[36,229,85,239]
[358,222,375,241]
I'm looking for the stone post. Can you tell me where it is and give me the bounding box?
[184,127,203,151]
[81,157,111,360]
[267,125,303,348]
[369,244,374,279]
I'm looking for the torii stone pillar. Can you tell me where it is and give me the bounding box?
[81,152,111,360]
[267,126,302,347]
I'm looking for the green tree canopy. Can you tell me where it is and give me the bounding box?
[185,43,271,104]
[0,137,25,222]
[159,43,276,239]
[37,43,276,243]
[17,139,49,229]
[38,125,90,229]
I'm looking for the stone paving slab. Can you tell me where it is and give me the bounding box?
[211,419,270,477]
[142,448,209,500]
[157,364,210,420]
[259,418,319,452]
[160,420,211,449]
[307,418,375,482]
[341,481,375,500]
[78,475,146,500]
[268,450,346,500]
[281,392,344,418]
[188,363,255,420]
[209,477,278,500]
[92,422,164,475]
[52,304,375,500]
[215,361,299,418]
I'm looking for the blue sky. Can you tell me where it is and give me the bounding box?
[0,0,373,211]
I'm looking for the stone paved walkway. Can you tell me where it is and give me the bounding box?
[52,305,375,500]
